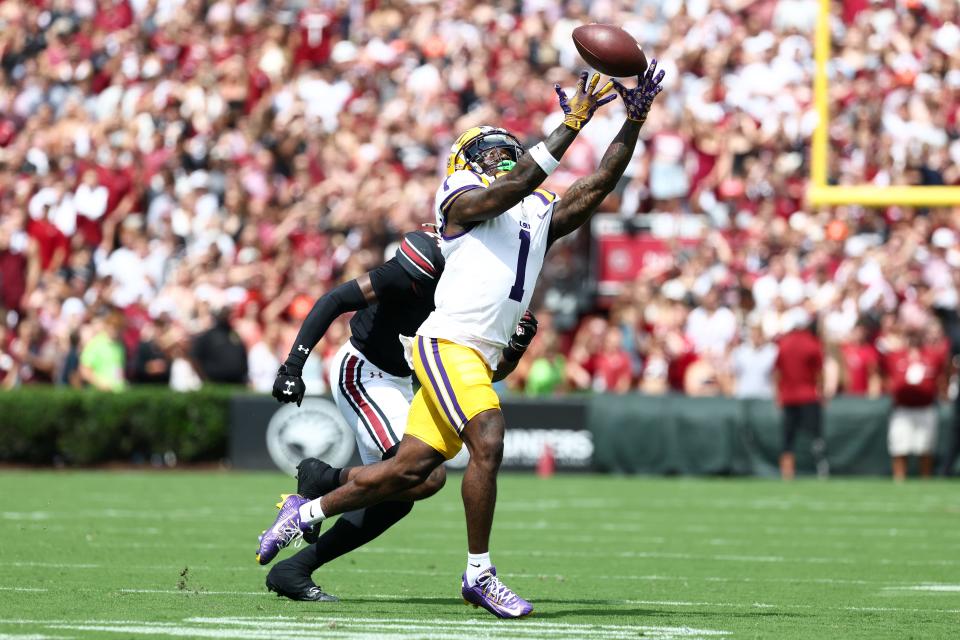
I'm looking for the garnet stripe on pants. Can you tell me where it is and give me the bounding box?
[352,361,400,446]
[338,356,389,452]
[338,356,382,452]
[344,356,395,450]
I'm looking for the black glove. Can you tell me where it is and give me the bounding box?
[502,310,538,362]
[272,362,306,407]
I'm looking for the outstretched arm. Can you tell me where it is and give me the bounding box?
[273,232,442,405]
[285,276,376,366]
[444,72,616,232]
[548,60,665,246]
[548,119,643,244]
[273,275,375,405]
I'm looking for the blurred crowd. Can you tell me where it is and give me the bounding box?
[0,0,958,401]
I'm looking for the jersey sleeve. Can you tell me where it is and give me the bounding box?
[434,170,489,228]
[368,258,416,302]
[394,230,444,284]
[529,187,559,219]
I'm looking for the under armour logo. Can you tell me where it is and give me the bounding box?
[370,371,382,379]
[283,380,296,395]
[297,345,310,355]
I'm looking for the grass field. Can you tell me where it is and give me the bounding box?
[1,472,958,639]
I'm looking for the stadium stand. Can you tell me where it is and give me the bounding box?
[0,0,958,404]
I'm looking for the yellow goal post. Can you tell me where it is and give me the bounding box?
[807,0,960,207]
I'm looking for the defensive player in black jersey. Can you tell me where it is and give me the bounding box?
[262,228,537,601]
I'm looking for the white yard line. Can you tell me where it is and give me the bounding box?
[10,517,949,543]
[0,509,265,522]
[48,624,409,640]
[0,524,164,536]
[120,589,269,596]
[8,588,959,616]
[57,538,960,563]
[188,621,655,639]
[0,621,179,626]
[624,600,960,614]
[0,565,941,588]
[348,545,960,567]
[188,615,728,634]
[425,517,960,540]
[5,562,251,572]
[883,584,960,592]
[0,617,730,640]
[7,563,102,569]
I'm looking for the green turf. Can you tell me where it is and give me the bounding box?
[0,472,958,639]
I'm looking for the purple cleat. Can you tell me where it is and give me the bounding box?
[461,566,533,619]
[256,494,311,566]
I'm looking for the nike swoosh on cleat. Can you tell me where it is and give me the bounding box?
[491,602,526,617]
[469,563,481,568]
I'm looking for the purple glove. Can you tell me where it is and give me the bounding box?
[611,58,666,127]
[555,71,617,131]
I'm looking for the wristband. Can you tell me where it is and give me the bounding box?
[281,362,303,377]
[284,349,308,375]
[529,142,559,176]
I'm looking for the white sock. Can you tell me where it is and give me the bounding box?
[299,498,326,526]
[466,552,492,586]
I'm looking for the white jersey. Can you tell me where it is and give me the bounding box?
[417,170,558,369]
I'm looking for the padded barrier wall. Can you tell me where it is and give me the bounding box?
[587,395,957,476]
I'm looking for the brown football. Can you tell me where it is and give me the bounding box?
[572,24,647,78]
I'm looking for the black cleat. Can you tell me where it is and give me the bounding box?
[266,564,338,602]
[267,581,339,602]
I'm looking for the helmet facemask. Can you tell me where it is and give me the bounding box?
[460,132,525,177]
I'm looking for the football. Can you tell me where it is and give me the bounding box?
[572,24,647,78]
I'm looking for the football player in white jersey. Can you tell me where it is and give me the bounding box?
[255,61,666,617]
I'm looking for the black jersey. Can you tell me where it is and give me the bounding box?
[349,231,444,377]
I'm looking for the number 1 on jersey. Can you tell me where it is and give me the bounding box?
[508,229,531,302]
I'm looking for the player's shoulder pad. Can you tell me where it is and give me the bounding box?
[395,230,445,283]
[436,170,490,215]
[532,188,558,206]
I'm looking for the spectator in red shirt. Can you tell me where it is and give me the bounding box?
[93,0,133,33]
[884,331,948,481]
[565,317,606,392]
[0,213,38,313]
[773,311,828,480]
[839,323,881,397]
[26,212,69,273]
[592,327,633,394]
